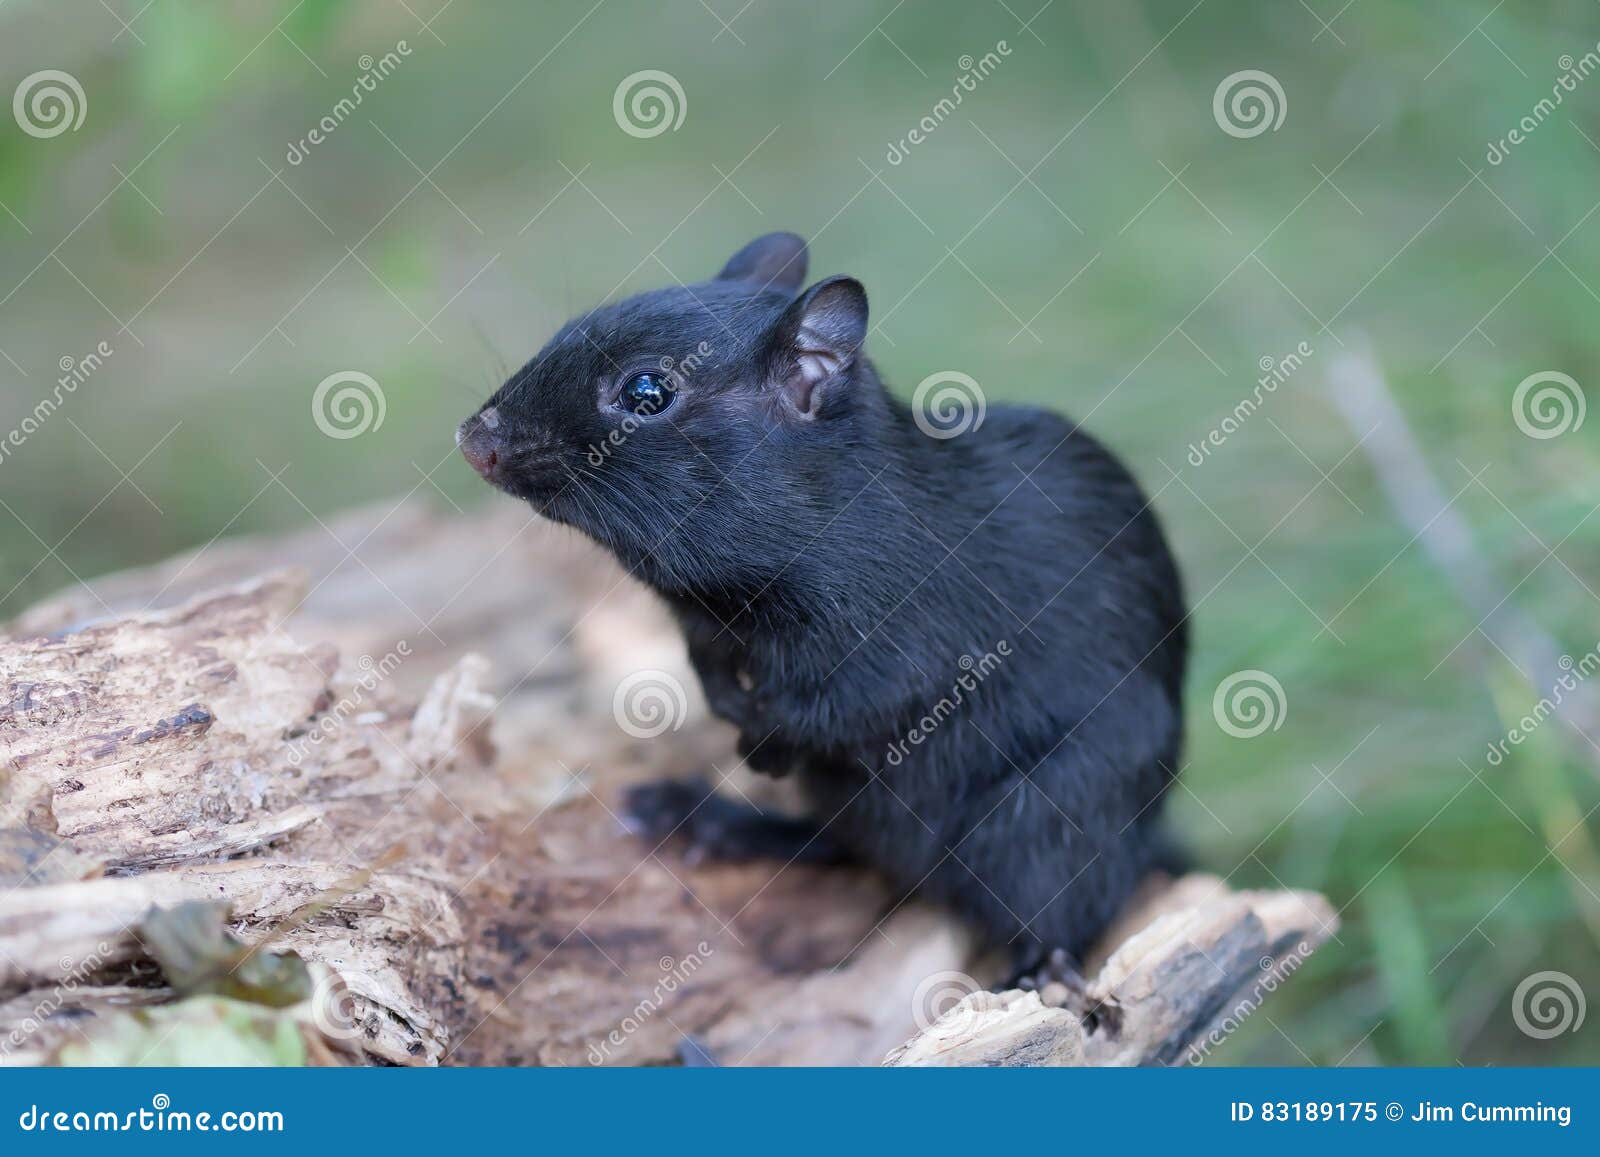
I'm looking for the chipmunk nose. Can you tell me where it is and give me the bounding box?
[457,410,503,479]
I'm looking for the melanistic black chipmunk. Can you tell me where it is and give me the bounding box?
[458,233,1188,973]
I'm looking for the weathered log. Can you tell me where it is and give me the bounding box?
[885,990,1086,1066]
[885,877,1335,1067]
[0,497,1336,1065]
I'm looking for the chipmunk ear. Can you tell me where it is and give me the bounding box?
[765,276,868,419]
[717,232,809,294]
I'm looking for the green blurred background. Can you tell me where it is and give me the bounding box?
[2,0,1598,1064]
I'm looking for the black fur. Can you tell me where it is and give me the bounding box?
[459,233,1188,961]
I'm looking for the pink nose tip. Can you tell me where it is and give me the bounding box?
[457,417,501,479]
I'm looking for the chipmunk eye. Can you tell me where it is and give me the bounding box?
[617,371,675,417]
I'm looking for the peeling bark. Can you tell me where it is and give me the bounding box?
[1,499,1336,1066]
